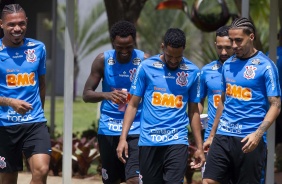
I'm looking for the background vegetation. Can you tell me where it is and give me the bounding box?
[44,97,99,138]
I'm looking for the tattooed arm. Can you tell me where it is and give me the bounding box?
[241,96,281,153]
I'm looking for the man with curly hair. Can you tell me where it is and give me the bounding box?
[83,20,149,184]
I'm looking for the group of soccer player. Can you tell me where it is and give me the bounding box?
[0,3,280,184]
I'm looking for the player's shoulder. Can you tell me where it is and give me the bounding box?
[201,60,219,71]
[24,38,45,48]
[182,57,199,70]
[253,51,275,66]
[141,54,161,66]
[133,49,145,55]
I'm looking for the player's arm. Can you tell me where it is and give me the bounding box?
[241,96,281,153]
[0,97,32,115]
[82,54,127,104]
[188,102,205,168]
[82,53,106,103]
[198,98,205,114]
[117,95,141,163]
[39,75,46,109]
[203,92,225,150]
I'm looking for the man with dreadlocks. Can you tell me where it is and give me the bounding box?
[0,4,51,184]
[202,17,281,184]
[117,28,205,184]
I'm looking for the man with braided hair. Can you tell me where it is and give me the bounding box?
[117,28,205,184]
[83,20,149,184]
[0,4,51,184]
[202,17,281,184]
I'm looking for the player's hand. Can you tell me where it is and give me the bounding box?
[116,139,128,164]
[203,136,213,151]
[190,149,205,169]
[110,89,128,104]
[9,98,33,115]
[241,132,261,153]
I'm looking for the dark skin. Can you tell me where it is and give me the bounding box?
[0,11,50,184]
[83,36,149,104]
[83,35,148,184]
[117,45,205,170]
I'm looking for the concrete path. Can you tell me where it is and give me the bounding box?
[18,172,103,184]
[17,172,282,184]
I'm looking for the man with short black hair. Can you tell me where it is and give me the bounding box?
[117,28,205,184]
[83,20,148,184]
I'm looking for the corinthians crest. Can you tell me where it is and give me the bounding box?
[24,49,37,63]
[176,71,188,87]
[244,65,257,79]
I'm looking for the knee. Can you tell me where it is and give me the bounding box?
[202,178,220,184]
[126,176,139,184]
[32,164,49,176]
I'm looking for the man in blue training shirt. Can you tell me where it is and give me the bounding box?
[203,17,281,184]
[117,28,205,184]
[199,25,234,142]
[83,20,149,184]
[274,29,282,145]
[0,4,51,184]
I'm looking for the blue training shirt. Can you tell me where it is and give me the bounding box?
[200,60,222,141]
[130,54,200,146]
[217,51,281,142]
[0,38,47,126]
[276,46,282,101]
[98,49,145,136]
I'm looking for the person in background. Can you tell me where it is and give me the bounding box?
[199,25,234,143]
[203,17,281,184]
[274,28,282,146]
[83,20,149,184]
[0,4,51,184]
[117,28,205,184]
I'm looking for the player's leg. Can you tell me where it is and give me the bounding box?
[163,144,188,184]
[28,154,50,184]
[23,123,51,184]
[232,137,267,184]
[202,135,232,184]
[0,125,25,184]
[98,135,125,184]
[139,146,165,184]
[125,135,139,184]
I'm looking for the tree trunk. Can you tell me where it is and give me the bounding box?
[103,0,147,45]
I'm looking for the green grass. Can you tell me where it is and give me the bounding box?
[44,97,99,137]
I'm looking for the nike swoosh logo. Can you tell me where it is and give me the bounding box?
[1,57,9,62]
[211,76,220,79]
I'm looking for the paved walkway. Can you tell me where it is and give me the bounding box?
[18,172,282,184]
[18,172,103,184]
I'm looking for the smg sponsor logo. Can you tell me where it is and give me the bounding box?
[7,110,33,122]
[108,118,134,132]
[6,72,36,87]
[152,92,183,108]
[150,128,179,142]
[226,83,251,101]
